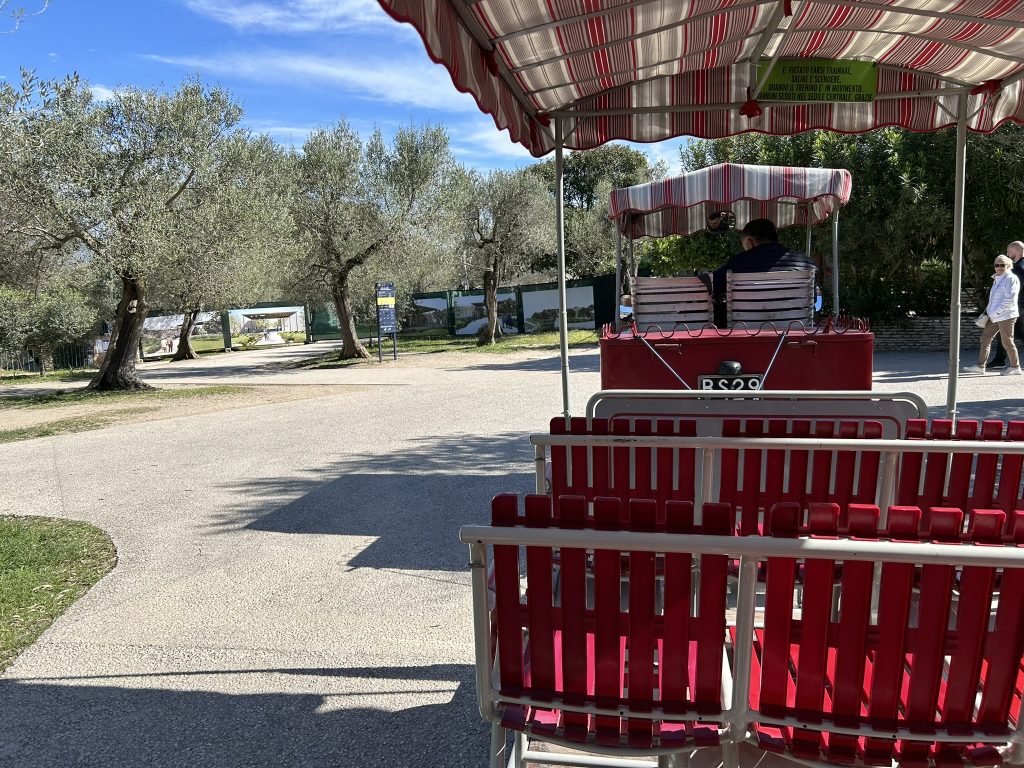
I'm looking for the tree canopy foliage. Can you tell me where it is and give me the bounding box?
[671,127,1024,319]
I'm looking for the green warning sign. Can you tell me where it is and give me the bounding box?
[758,59,877,103]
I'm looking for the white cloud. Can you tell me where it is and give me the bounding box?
[148,49,478,114]
[181,0,389,33]
[47,52,58,60]
[89,84,116,102]
[449,121,537,170]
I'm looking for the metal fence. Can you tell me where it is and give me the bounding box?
[0,343,97,376]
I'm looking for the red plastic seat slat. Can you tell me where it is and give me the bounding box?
[633,419,654,506]
[626,499,657,746]
[977,514,1024,727]
[937,511,1005,764]
[994,422,1024,514]
[811,421,836,512]
[549,417,570,503]
[662,501,694,715]
[947,420,979,513]
[863,507,920,764]
[525,495,556,709]
[760,502,800,748]
[740,420,766,536]
[786,420,813,506]
[492,494,524,696]
[919,420,955,516]
[719,419,740,514]
[593,497,624,744]
[695,503,732,711]
[558,495,589,738]
[611,417,631,501]
[899,509,961,765]
[765,419,788,509]
[969,422,1005,511]
[827,504,879,762]
[896,420,928,507]
[590,417,611,505]
[791,503,839,757]
[852,422,883,508]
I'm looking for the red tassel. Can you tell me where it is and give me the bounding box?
[740,98,763,118]
[970,79,1002,96]
[536,114,551,127]
[783,0,793,15]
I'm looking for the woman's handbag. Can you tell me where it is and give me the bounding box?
[976,313,990,328]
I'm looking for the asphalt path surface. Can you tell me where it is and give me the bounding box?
[0,342,1021,767]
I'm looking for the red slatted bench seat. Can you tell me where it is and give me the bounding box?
[460,493,1024,768]
[540,420,1024,541]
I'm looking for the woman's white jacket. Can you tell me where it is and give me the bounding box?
[986,272,1021,322]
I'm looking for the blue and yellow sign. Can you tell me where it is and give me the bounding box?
[376,282,397,334]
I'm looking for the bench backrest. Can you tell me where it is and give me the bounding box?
[545,417,1024,539]
[464,494,1024,765]
[726,268,815,328]
[633,275,712,330]
[548,415,885,535]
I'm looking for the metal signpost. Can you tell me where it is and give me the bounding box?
[375,282,398,363]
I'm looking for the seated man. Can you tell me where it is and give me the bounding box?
[711,218,817,297]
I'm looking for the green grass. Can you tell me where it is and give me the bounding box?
[290,329,599,369]
[0,516,117,671]
[0,369,96,384]
[0,384,246,410]
[388,329,597,354]
[473,329,598,353]
[0,416,116,444]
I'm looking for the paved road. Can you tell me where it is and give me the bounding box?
[0,344,1021,767]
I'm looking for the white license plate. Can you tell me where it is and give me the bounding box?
[697,374,763,391]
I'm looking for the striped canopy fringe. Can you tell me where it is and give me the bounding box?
[379,0,1024,157]
[609,163,853,238]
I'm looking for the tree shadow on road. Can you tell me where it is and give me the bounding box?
[213,432,536,572]
[0,663,486,768]
[455,350,600,374]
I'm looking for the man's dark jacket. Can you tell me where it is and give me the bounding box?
[711,241,816,296]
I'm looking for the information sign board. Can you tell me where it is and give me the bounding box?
[376,282,397,334]
[758,59,877,103]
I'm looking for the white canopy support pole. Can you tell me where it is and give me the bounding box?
[627,216,635,291]
[804,204,813,260]
[554,118,571,422]
[614,224,623,331]
[831,209,840,316]
[947,92,969,422]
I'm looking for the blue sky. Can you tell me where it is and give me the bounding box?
[0,0,685,174]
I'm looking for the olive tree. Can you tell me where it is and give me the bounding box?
[290,121,457,359]
[150,134,298,360]
[462,168,555,345]
[0,74,277,388]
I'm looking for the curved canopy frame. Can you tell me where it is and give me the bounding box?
[378,1,1024,157]
[609,163,852,239]
[609,163,853,322]
[379,0,1024,421]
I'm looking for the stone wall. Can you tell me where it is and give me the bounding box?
[870,314,980,353]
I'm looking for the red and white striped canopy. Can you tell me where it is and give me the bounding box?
[610,163,852,238]
[378,1,1024,157]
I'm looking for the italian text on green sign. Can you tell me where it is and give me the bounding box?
[758,59,878,103]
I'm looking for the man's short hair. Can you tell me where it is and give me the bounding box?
[739,218,779,244]
[1009,240,1024,254]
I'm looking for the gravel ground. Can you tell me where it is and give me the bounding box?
[0,342,1020,768]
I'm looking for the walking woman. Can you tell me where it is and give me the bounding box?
[965,254,1022,375]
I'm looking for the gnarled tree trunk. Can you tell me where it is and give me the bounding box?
[478,267,503,346]
[88,276,153,391]
[332,270,369,359]
[172,309,201,361]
